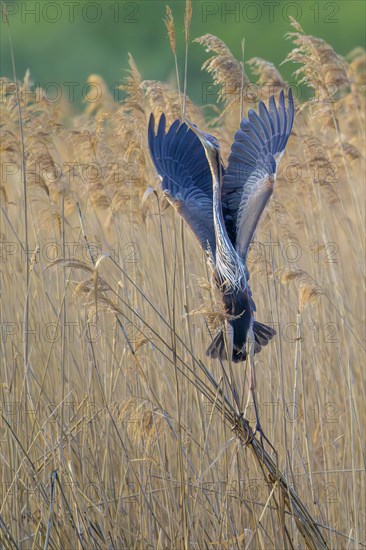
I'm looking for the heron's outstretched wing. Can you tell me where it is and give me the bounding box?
[148,113,220,255]
[222,89,294,260]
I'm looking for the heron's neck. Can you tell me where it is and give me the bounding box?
[207,155,246,290]
[207,155,230,247]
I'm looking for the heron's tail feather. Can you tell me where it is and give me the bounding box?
[206,330,227,361]
[206,321,276,362]
[253,321,276,349]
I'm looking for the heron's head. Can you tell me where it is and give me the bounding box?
[185,120,220,161]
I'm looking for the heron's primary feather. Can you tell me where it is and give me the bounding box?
[222,89,294,260]
[148,113,221,256]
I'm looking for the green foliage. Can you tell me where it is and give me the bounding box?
[1,0,365,109]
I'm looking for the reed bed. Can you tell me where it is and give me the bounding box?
[0,14,365,550]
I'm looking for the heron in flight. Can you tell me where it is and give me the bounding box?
[148,91,294,427]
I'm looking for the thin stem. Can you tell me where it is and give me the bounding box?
[240,38,246,123]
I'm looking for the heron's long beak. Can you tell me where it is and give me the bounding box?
[184,120,208,144]
[184,119,217,162]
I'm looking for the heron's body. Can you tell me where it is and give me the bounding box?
[148,90,294,363]
[210,287,253,362]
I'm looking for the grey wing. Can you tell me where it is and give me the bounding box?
[235,166,275,260]
[222,89,294,260]
[162,179,215,254]
[148,113,218,256]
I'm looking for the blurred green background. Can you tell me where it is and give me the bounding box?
[1,0,365,110]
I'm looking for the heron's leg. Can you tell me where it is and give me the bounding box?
[249,365,262,435]
[246,327,275,452]
[246,327,260,427]
[224,320,240,405]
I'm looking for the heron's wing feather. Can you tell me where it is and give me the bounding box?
[148,114,218,254]
[235,167,275,259]
[161,178,216,253]
[222,90,294,259]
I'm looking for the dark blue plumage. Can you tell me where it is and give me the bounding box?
[147,90,294,362]
[148,113,219,255]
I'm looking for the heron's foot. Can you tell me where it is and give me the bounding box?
[253,421,276,454]
[231,413,254,446]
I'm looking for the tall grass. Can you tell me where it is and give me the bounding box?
[1,15,365,549]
